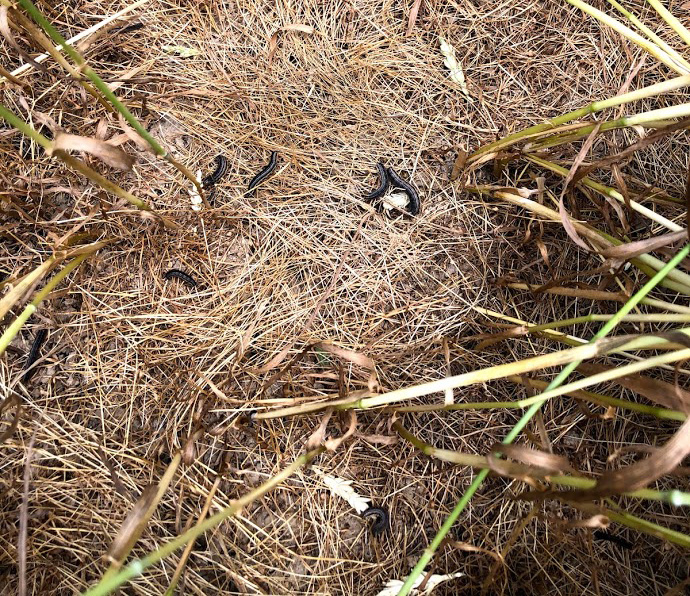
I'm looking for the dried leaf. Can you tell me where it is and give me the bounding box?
[584,417,690,497]
[107,485,158,563]
[355,432,398,445]
[306,408,333,451]
[281,23,315,34]
[491,443,576,475]
[600,230,687,259]
[558,124,601,251]
[577,362,690,412]
[313,341,374,369]
[267,31,279,64]
[0,258,55,320]
[324,410,357,450]
[407,0,423,36]
[53,132,135,171]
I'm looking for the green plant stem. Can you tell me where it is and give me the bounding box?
[0,247,103,355]
[395,244,690,596]
[15,0,204,199]
[83,448,325,596]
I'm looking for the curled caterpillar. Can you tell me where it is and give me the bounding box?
[247,151,278,192]
[364,162,388,201]
[202,155,229,188]
[362,506,389,536]
[163,269,197,288]
[23,329,48,383]
[387,167,420,216]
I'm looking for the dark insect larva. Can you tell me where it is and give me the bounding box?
[163,269,197,288]
[113,22,145,35]
[247,151,278,192]
[364,162,388,201]
[387,167,420,216]
[593,530,633,550]
[23,329,48,383]
[362,506,389,536]
[202,155,229,188]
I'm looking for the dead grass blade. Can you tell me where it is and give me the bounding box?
[106,452,180,567]
[572,417,690,499]
[558,124,601,251]
[18,432,36,596]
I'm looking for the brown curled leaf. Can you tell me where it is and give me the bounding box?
[579,416,690,498]
[491,443,576,475]
[52,132,135,171]
[323,410,357,451]
[600,230,687,259]
[106,485,158,564]
[306,408,333,451]
[577,361,690,412]
[558,123,601,251]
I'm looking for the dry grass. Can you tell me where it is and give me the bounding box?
[1,0,690,594]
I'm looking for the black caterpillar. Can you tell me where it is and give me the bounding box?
[202,155,229,189]
[362,506,389,536]
[364,162,388,201]
[387,167,420,216]
[23,329,48,383]
[247,151,278,193]
[163,269,197,288]
[593,530,633,550]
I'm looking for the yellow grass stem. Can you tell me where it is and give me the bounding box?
[469,75,690,162]
[646,0,690,48]
[565,0,689,75]
[607,0,690,72]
